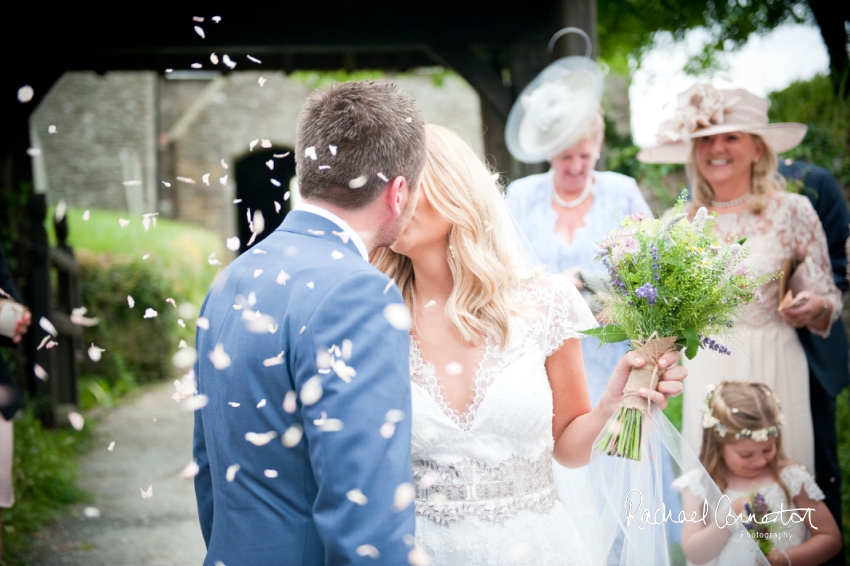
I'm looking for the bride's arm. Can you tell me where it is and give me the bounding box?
[548,341,684,467]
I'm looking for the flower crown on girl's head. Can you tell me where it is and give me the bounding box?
[701,383,784,441]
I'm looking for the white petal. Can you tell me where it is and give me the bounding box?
[68,412,85,431]
[386,409,405,423]
[83,506,101,519]
[261,139,271,148]
[346,489,368,505]
[212,15,221,23]
[245,431,277,446]
[258,77,266,87]
[319,419,344,432]
[264,469,278,478]
[202,173,210,185]
[393,483,415,511]
[356,545,380,559]
[263,356,284,367]
[140,485,153,498]
[424,300,436,308]
[82,210,90,221]
[143,308,158,319]
[194,25,205,38]
[209,343,231,369]
[225,464,240,482]
[283,391,297,413]
[181,461,200,478]
[274,201,282,213]
[281,424,303,447]
[127,296,135,308]
[48,124,57,134]
[348,175,367,189]
[17,85,34,103]
[118,218,130,228]
[88,344,105,362]
[253,269,263,278]
[39,316,58,337]
[181,394,209,412]
[331,250,343,260]
[210,53,219,65]
[178,339,188,348]
[299,376,323,405]
[266,160,274,170]
[249,139,259,151]
[107,441,115,451]
[225,237,239,251]
[172,347,197,368]
[270,178,281,187]
[383,304,411,330]
[196,317,210,330]
[257,399,267,408]
[377,172,389,182]
[228,402,240,407]
[247,55,262,63]
[177,319,186,328]
[304,146,317,161]
[380,422,395,438]
[34,364,48,380]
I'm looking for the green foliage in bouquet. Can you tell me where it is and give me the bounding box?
[742,492,784,556]
[583,191,774,359]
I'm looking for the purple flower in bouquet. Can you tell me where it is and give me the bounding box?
[635,283,658,305]
[699,335,731,355]
[649,244,661,281]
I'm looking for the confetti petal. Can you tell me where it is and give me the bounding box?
[380,422,396,438]
[299,376,323,405]
[127,296,135,308]
[202,173,210,185]
[209,343,231,369]
[119,218,130,228]
[266,160,274,170]
[253,269,263,278]
[210,53,219,65]
[283,391,297,413]
[34,364,48,381]
[68,411,85,431]
[386,409,405,423]
[263,355,283,367]
[88,344,106,362]
[258,77,266,87]
[281,424,303,447]
[140,485,153,498]
[356,545,380,559]
[196,317,210,329]
[257,399,267,408]
[424,300,436,308]
[181,460,200,478]
[17,85,34,103]
[377,172,389,182]
[247,55,262,63]
[194,25,205,38]
[228,402,240,407]
[249,139,259,151]
[348,175,367,189]
[108,441,115,451]
[394,483,415,511]
[264,469,278,478]
[181,394,209,412]
[331,250,344,260]
[226,464,240,482]
[82,210,90,221]
[304,146,317,161]
[245,431,277,446]
[383,304,411,330]
[39,316,58,337]
[144,308,158,319]
[261,139,272,148]
[347,489,368,505]
[319,419,344,432]
[172,347,197,368]
[408,547,430,566]
[328,145,338,156]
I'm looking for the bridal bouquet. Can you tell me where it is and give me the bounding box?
[585,192,772,460]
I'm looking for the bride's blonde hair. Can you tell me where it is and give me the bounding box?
[371,124,521,347]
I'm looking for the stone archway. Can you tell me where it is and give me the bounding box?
[234,147,296,253]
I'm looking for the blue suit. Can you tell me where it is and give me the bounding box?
[193,209,414,565]
[779,160,849,566]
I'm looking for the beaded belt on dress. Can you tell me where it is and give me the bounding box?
[412,452,559,525]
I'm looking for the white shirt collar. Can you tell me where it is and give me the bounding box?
[294,203,369,261]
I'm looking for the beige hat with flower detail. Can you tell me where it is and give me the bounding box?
[637,84,807,164]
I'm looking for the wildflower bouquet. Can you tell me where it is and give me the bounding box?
[742,492,783,556]
[586,192,772,460]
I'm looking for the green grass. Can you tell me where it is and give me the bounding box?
[3,407,90,566]
[49,207,227,305]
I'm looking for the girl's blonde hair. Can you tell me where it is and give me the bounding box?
[371,124,521,347]
[700,381,790,502]
[687,133,786,214]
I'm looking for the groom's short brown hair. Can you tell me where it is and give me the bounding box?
[295,79,426,210]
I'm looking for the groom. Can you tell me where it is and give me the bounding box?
[193,80,426,565]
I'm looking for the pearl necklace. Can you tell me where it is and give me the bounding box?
[711,193,751,208]
[552,175,593,209]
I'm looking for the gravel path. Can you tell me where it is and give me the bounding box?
[27,381,207,565]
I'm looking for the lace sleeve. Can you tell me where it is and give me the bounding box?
[539,273,598,357]
[780,463,825,502]
[785,194,842,335]
[672,469,710,500]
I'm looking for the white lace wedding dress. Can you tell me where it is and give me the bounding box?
[410,274,600,565]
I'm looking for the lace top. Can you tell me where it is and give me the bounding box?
[410,274,597,525]
[673,463,825,561]
[711,191,841,338]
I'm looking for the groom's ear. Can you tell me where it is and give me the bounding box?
[384,175,408,216]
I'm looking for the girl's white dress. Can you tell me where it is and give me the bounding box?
[410,274,600,565]
[673,463,825,565]
[681,191,841,472]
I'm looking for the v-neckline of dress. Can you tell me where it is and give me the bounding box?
[409,334,497,431]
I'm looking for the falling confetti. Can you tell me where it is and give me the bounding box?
[193,16,204,22]
[261,139,272,148]
[39,317,58,337]
[48,124,57,134]
[127,296,135,308]
[357,545,380,559]
[348,176,367,189]
[172,347,197,368]
[144,308,158,319]
[17,85,34,103]
[181,394,209,412]
[394,483,415,511]
[162,181,171,188]
[283,391,297,413]
[386,409,405,423]
[408,548,431,566]
[83,507,101,518]
[172,376,197,401]
[82,210,90,221]
[209,343,231,369]
[257,399,267,408]
[383,280,394,294]
[220,158,228,169]
[332,230,350,244]
[331,250,344,260]
[181,461,200,479]
[424,300,436,308]
[107,441,115,452]
[202,173,210,185]
[245,431,277,446]
[178,339,188,348]
[210,53,219,65]
[88,344,106,362]
[333,360,356,383]
[177,176,196,184]
[377,172,389,182]
[226,237,240,251]
[318,165,330,170]
[191,63,203,69]
[266,160,274,170]
[342,339,353,359]
[306,281,315,289]
[347,489,368,505]
[274,201,282,213]
[250,139,259,151]
[142,254,150,260]
[299,376,323,405]
[228,402,240,407]
[270,178,281,187]
[253,269,263,278]
[68,412,85,431]
[34,364,48,381]
[283,191,290,201]
[304,146,317,161]
[212,15,221,23]
[380,422,395,438]
[383,304,411,330]
[220,175,228,185]
[119,218,130,228]
[194,26,206,38]
[328,145,338,156]
[226,464,240,482]
[223,55,237,69]
[281,424,303,447]
[264,469,278,478]
[26,148,41,157]
[258,77,266,87]
[247,55,262,63]
[319,418,344,432]
[122,180,141,187]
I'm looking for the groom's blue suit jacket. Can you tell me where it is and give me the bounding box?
[193,210,414,565]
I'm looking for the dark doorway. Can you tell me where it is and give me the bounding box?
[235,148,296,253]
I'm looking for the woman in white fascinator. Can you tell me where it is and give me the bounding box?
[638,83,841,474]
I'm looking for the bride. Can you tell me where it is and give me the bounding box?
[372,124,687,565]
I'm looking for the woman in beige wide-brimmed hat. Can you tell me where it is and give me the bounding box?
[638,84,841,471]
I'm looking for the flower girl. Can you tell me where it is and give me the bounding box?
[674,381,841,565]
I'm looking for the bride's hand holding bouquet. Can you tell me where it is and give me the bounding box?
[586,192,773,460]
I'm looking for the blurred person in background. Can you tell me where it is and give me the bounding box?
[0,240,30,560]
[777,158,849,566]
[638,84,841,480]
